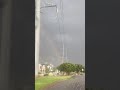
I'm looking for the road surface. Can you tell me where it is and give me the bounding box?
[45,74,85,90]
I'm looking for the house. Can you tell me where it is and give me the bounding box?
[39,64,45,74]
[39,63,54,74]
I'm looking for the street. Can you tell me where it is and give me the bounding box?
[45,74,85,90]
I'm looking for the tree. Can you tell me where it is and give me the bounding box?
[57,63,76,75]
[75,64,83,74]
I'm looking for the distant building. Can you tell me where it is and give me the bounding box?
[39,63,54,74]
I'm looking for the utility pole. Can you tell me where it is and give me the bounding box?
[35,0,58,76]
[62,41,64,63]
[60,0,65,64]
[65,48,68,62]
[40,0,65,64]
[35,0,40,76]
[40,3,63,65]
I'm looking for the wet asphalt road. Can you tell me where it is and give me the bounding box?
[45,74,85,90]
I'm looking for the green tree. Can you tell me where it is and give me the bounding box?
[75,64,83,73]
[57,63,76,75]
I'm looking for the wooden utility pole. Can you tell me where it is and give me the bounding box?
[35,0,40,76]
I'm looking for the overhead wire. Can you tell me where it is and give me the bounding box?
[40,0,62,64]
[40,0,67,64]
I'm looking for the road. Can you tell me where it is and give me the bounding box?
[45,74,85,90]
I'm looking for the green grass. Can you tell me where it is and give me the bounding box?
[35,76,71,90]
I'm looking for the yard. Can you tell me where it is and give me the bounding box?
[35,76,71,90]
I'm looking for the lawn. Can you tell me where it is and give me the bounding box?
[35,76,71,90]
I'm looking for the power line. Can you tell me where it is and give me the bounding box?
[40,0,66,64]
[40,0,61,64]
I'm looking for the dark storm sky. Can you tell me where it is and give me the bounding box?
[40,0,85,66]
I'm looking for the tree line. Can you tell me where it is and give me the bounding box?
[57,63,85,75]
